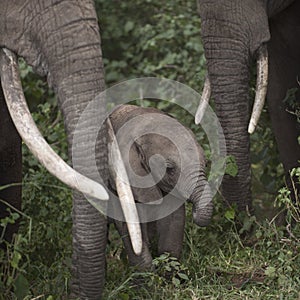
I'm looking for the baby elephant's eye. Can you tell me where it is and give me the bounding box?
[166,166,175,176]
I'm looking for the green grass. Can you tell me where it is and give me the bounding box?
[102,197,300,300]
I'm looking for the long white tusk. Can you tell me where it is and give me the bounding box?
[195,75,211,124]
[107,118,142,255]
[0,48,109,201]
[248,44,268,134]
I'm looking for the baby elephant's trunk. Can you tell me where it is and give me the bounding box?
[179,166,213,227]
[189,182,213,227]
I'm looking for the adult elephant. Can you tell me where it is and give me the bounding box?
[196,0,300,210]
[0,1,141,299]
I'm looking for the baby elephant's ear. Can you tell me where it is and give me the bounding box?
[128,141,163,205]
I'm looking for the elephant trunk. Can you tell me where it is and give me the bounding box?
[33,3,108,298]
[55,62,107,298]
[190,182,213,227]
[200,21,252,210]
[179,166,213,226]
[197,0,274,210]
[208,58,252,210]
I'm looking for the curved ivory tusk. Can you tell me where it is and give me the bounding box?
[107,118,142,255]
[248,44,268,134]
[195,75,211,124]
[0,48,109,201]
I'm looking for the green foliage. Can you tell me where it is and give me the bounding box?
[104,253,189,299]
[97,0,206,91]
[249,104,285,219]
[18,58,56,111]
[0,234,30,299]
[0,98,71,298]
[152,253,189,286]
[225,155,239,177]
[275,167,300,223]
[0,195,32,298]
[20,101,72,298]
[284,87,300,122]
[102,196,300,299]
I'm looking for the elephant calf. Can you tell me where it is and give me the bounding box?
[105,104,212,269]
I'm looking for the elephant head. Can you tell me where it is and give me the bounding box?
[196,0,300,210]
[107,104,213,227]
[0,1,142,298]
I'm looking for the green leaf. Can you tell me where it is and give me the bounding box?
[11,212,20,221]
[224,207,235,221]
[15,274,30,300]
[165,265,172,272]
[125,21,134,33]
[170,260,180,268]
[255,229,262,239]
[290,167,300,177]
[119,293,130,300]
[172,277,180,286]
[265,266,276,278]
[239,215,256,233]
[225,155,238,177]
[178,272,189,280]
[11,251,22,269]
[159,253,169,260]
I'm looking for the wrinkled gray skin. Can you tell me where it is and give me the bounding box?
[107,105,213,268]
[198,0,300,210]
[0,1,107,298]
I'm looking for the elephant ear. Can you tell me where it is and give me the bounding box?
[128,141,163,205]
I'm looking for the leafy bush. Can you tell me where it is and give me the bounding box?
[97,0,206,90]
[0,71,72,297]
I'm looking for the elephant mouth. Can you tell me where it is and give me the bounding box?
[0,48,143,256]
[195,44,268,134]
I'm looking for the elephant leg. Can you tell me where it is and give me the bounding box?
[268,3,300,196]
[0,86,22,245]
[114,219,152,269]
[156,204,185,259]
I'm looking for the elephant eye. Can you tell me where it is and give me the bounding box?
[166,166,175,176]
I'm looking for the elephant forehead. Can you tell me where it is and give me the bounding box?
[144,137,180,159]
[115,112,195,142]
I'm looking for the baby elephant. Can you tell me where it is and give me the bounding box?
[106,104,212,269]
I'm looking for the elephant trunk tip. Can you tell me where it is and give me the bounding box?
[191,184,214,227]
[192,202,213,227]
